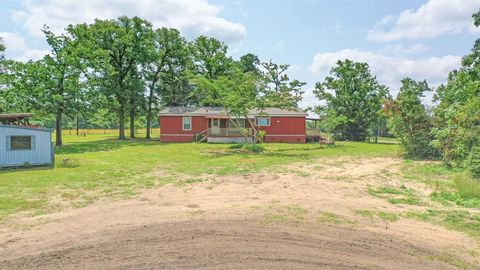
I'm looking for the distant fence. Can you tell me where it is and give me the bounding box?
[62,128,160,136]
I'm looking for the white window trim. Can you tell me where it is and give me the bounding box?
[255,117,271,127]
[182,116,192,131]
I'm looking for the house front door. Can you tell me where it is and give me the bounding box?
[211,119,221,135]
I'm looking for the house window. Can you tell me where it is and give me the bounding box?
[182,116,192,131]
[10,136,32,150]
[255,117,270,126]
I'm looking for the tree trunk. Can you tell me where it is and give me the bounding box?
[118,102,126,140]
[145,85,154,139]
[129,97,136,139]
[55,110,63,147]
[76,114,79,136]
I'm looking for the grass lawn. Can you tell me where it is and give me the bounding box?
[0,133,398,221]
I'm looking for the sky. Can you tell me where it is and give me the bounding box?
[1,0,479,109]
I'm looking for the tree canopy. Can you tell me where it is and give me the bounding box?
[314,60,389,141]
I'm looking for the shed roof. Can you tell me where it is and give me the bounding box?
[159,107,307,117]
[0,113,34,121]
[0,125,53,133]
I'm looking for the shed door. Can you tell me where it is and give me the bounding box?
[211,119,221,135]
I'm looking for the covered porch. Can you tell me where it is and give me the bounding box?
[206,117,254,143]
[306,117,323,143]
[207,117,254,137]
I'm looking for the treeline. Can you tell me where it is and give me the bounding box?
[385,11,479,177]
[0,16,304,146]
[314,11,480,177]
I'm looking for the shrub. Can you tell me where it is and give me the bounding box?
[22,162,32,168]
[58,158,80,168]
[227,144,243,149]
[242,144,264,153]
[258,130,266,142]
[467,146,480,177]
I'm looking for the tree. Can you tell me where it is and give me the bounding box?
[314,60,388,141]
[238,53,260,74]
[432,10,480,175]
[385,78,437,158]
[261,60,305,107]
[0,37,4,62]
[0,37,7,112]
[189,36,233,80]
[142,27,188,139]
[7,28,85,146]
[68,16,154,140]
[192,66,304,145]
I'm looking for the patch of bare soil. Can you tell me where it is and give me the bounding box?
[0,220,468,270]
[0,157,478,269]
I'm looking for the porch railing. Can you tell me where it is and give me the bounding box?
[208,127,253,137]
[306,128,322,137]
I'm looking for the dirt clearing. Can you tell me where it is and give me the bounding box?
[1,157,479,269]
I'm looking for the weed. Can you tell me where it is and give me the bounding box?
[428,254,469,269]
[368,186,423,205]
[377,211,399,222]
[354,209,375,219]
[405,209,480,240]
[354,209,399,222]
[58,158,80,168]
[317,211,356,225]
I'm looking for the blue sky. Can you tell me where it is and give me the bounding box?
[1,0,479,108]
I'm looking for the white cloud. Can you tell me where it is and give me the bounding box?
[368,0,480,42]
[309,49,461,96]
[0,32,28,52]
[11,0,246,45]
[379,43,429,56]
[16,49,50,62]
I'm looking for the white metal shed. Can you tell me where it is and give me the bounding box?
[0,125,54,167]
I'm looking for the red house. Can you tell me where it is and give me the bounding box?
[159,107,320,143]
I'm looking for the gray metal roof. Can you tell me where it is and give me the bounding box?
[159,107,307,117]
[0,125,53,133]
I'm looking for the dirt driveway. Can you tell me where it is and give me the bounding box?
[0,157,478,269]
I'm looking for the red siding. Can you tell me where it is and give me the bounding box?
[159,115,307,143]
[159,116,207,143]
[259,116,306,143]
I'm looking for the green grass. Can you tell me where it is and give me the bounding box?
[377,211,399,222]
[354,209,399,222]
[0,134,399,221]
[405,209,480,240]
[428,254,470,269]
[367,185,423,205]
[316,211,356,225]
[402,162,480,208]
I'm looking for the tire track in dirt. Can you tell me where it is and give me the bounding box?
[0,220,463,270]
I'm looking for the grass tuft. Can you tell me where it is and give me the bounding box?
[368,186,423,205]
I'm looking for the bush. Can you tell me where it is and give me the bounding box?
[258,130,266,142]
[22,162,32,168]
[467,146,480,177]
[58,158,80,168]
[242,144,264,153]
[227,144,243,149]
